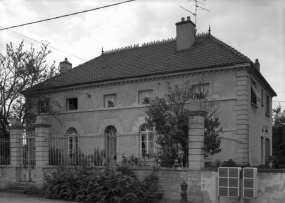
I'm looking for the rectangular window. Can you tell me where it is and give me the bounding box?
[141,134,154,158]
[261,89,264,106]
[104,94,117,107]
[38,101,48,113]
[67,98,78,111]
[139,90,153,104]
[251,87,257,106]
[266,95,270,115]
[251,80,257,106]
[192,83,209,99]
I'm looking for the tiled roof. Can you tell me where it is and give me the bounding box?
[41,33,252,90]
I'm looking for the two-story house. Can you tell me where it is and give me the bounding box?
[33,17,276,166]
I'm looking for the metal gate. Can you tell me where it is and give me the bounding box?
[20,131,36,182]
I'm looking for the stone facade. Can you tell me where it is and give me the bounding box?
[41,65,274,166]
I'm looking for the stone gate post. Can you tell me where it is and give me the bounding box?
[9,118,24,167]
[34,116,51,166]
[188,111,207,170]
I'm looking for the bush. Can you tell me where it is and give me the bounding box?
[44,166,163,203]
[273,157,285,169]
[221,159,238,167]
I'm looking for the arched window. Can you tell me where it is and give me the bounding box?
[140,124,154,158]
[67,127,78,157]
[104,126,117,165]
[105,126,117,135]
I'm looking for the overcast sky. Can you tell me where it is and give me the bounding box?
[1,0,284,105]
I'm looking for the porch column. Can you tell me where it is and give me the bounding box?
[188,111,207,169]
[9,118,24,167]
[34,116,51,166]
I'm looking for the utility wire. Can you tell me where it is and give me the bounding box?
[0,0,135,31]
[0,25,88,61]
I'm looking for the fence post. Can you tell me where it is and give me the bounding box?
[9,118,24,167]
[188,111,207,170]
[34,116,51,166]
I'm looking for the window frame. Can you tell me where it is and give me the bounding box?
[66,127,79,159]
[104,94,117,108]
[139,90,153,105]
[66,98,78,111]
[191,83,210,100]
[261,89,264,106]
[139,124,154,159]
[265,95,270,116]
[251,80,258,107]
[38,100,49,113]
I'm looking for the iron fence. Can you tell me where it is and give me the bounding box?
[0,137,10,165]
[48,133,157,166]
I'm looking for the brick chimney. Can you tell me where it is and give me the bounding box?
[176,16,196,51]
[60,58,72,74]
[254,59,260,71]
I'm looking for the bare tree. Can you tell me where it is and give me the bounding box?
[0,41,59,137]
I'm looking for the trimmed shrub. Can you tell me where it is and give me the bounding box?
[44,166,163,203]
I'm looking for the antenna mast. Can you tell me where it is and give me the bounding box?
[180,0,209,26]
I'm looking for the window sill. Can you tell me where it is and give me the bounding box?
[67,109,79,112]
[251,103,257,108]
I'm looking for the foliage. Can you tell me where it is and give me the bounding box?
[204,117,222,156]
[272,105,285,128]
[272,105,285,169]
[44,166,163,203]
[221,159,250,168]
[0,41,59,137]
[221,159,239,167]
[0,138,10,165]
[145,80,222,167]
[121,154,139,166]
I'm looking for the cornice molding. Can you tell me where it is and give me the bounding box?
[41,64,250,95]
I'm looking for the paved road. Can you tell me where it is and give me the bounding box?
[0,192,75,203]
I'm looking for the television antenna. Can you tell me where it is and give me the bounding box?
[180,0,209,26]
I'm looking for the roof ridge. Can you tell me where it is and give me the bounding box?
[196,32,211,37]
[102,32,214,55]
[209,35,251,61]
[102,37,176,55]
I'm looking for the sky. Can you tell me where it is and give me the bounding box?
[0,0,284,106]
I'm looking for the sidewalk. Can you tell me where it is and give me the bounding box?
[0,192,75,203]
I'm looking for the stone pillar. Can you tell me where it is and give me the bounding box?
[34,116,51,166]
[9,118,24,167]
[188,111,207,170]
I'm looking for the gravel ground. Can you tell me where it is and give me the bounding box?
[0,192,75,203]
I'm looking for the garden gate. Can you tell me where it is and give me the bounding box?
[20,130,36,182]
